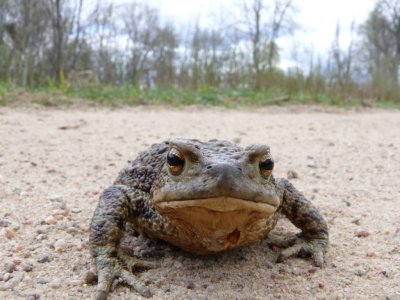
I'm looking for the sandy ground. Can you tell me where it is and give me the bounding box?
[0,106,399,300]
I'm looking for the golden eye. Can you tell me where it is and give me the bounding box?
[167,148,185,175]
[259,154,274,177]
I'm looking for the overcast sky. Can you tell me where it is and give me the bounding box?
[154,0,377,69]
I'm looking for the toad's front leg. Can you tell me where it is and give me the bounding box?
[89,185,154,300]
[276,179,329,267]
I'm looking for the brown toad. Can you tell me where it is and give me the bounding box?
[90,139,328,299]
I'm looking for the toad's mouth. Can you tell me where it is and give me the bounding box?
[153,197,277,253]
[154,197,276,215]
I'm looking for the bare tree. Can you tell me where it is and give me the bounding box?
[268,0,295,69]
[328,21,355,92]
[359,0,400,98]
[0,0,49,85]
[151,23,178,87]
[46,0,64,82]
[121,2,160,87]
[45,0,84,82]
[236,0,296,89]
[87,1,120,84]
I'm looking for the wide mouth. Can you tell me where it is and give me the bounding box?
[154,197,276,215]
[153,197,277,253]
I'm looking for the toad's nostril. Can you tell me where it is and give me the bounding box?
[206,165,212,169]
[237,167,242,172]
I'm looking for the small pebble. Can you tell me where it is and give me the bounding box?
[20,191,29,197]
[37,277,49,284]
[54,239,66,252]
[59,208,69,217]
[36,226,48,234]
[380,270,389,277]
[37,253,52,263]
[353,266,368,276]
[81,270,97,284]
[271,272,285,280]
[50,278,62,288]
[173,261,183,268]
[24,218,34,225]
[45,216,57,225]
[25,290,41,300]
[366,251,376,257]
[4,262,16,273]
[69,279,83,286]
[36,234,48,241]
[15,245,24,252]
[232,137,241,144]
[67,227,78,234]
[355,230,370,238]
[21,262,33,272]
[5,228,15,239]
[306,159,317,168]
[308,266,318,273]
[3,273,11,281]
[291,267,303,276]
[342,199,351,206]
[0,220,11,227]
[54,214,65,220]
[78,224,90,232]
[235,283,244,289]
[185,280,195,289]
[47,194,63,202]
[318,282,325,289]
[287,170,299,179]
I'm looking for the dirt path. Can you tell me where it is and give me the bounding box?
[0,107,399,299]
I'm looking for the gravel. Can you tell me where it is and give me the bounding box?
[0,274,24,290]
[0,107,399,299]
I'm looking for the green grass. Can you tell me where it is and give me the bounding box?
[0,81,398,109]
[0,82,9,105]
[375,100,400,109]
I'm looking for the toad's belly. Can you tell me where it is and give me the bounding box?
[147,197,279,254]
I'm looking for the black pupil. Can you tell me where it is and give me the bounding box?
[167,153,184,167]
[260,158,274,171]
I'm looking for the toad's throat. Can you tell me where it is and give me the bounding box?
[153,197,276,253]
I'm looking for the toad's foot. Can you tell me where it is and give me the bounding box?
[274,233,327,267]
[95,254,155,300]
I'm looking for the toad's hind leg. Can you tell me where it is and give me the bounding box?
[89,185,153,300]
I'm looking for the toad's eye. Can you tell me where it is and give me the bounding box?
[259,154,274,177]
[167,148,185,175]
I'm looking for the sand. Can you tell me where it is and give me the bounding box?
[0,106,399,299]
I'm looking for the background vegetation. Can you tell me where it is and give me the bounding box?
[0,0,400,107]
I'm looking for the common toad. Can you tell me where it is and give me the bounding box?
[90,139,328,299]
